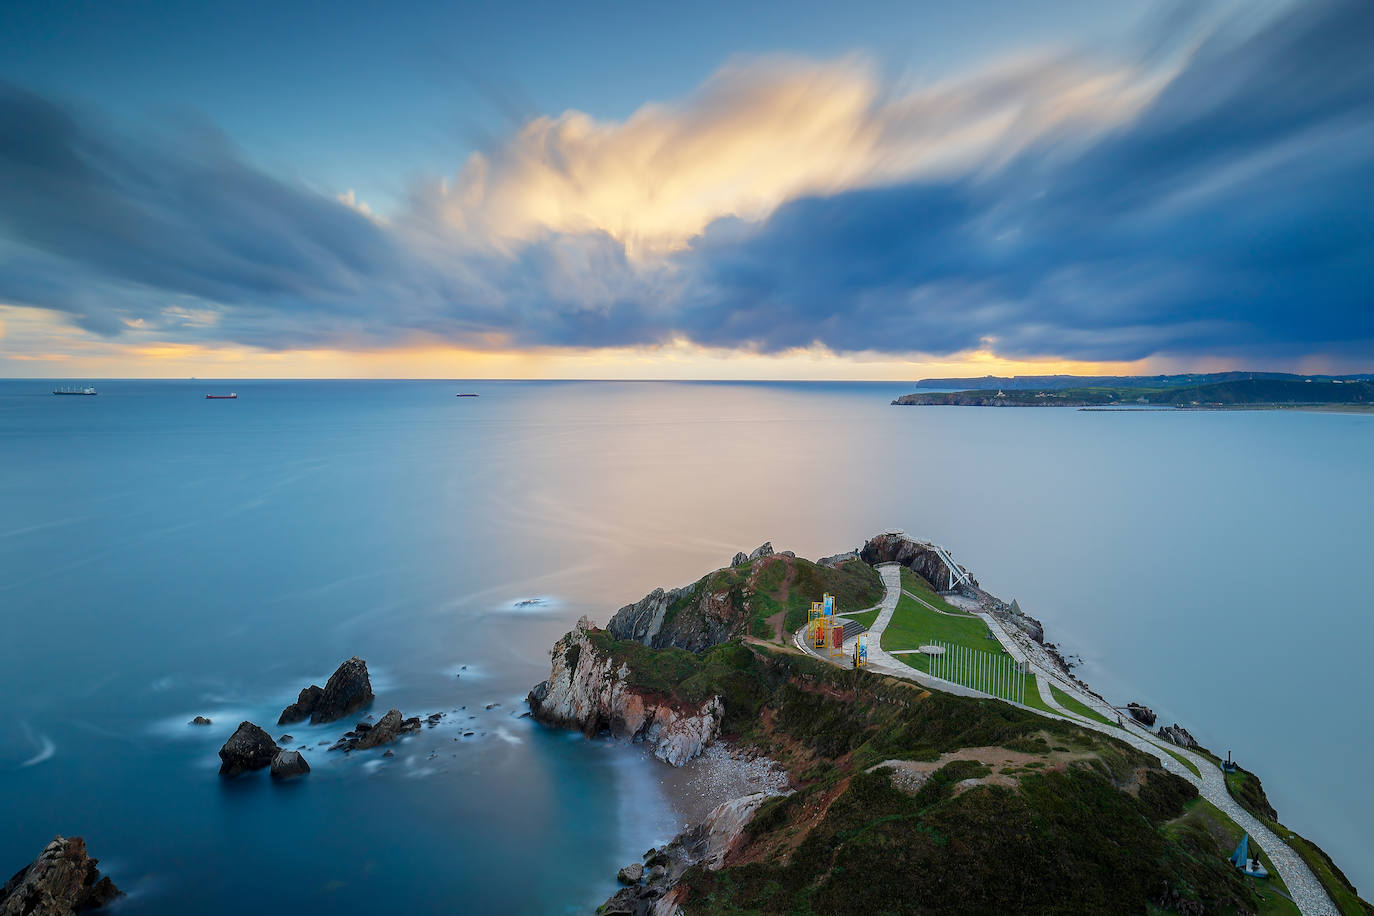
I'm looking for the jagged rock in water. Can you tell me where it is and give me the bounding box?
[1127,703,1157,727]
[1158,723,1197,748]
[329,709,421,752]
[217,721,279,776]
[0,836,122,915]
[188,715,211,726]
[747,542,773,562]
[617,863,644,885]
[270,749,310,779]
[528,621,723,767]
[598,884,666,916]
[278,684,323,725]
[279,657,374,726]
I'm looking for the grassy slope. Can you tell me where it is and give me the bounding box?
[589,632,1273,915]
[657,554,884,645]
[1165,798,1301,916]
[881,591,993,656]
[749,555,885,637]
[1050,683,1118,728]
[1217,763,1374,915]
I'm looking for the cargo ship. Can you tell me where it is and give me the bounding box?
[456,393,479,397]
[53,387,97,396]
[205,393,237,399]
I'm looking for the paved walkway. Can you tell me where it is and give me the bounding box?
[797,564,1337,916]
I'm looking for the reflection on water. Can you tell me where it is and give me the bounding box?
[1,379,1371,906]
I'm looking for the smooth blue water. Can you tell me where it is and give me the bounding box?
[2,379,1371,907]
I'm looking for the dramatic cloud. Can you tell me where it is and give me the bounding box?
[436,53,1151,255]
[0,0,1370,364]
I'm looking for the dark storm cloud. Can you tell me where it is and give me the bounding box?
[0,0,1370,362]
[675,0,1374,361]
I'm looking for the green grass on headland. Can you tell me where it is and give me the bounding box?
[575,631,1298,915]
[1163,798,1300,916]
[881,591,995,655]
[1049,683,1117,727]
[898,566,968,615]
[836,606,881,630]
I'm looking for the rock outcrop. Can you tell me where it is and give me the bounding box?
[278,657,374,725]
[278,685,323,725]
[188,715,211,726]
[1158,723,1197,749]
[0,836,121,915]
[528,619,722,767]
[1127,703,1157,727]
[270,749,310,779]
[859,532,979,592]
[327,709,422,753]
[599,791,784,915]
[218,721,279,776]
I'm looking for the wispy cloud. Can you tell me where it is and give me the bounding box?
[0,0,1370,367]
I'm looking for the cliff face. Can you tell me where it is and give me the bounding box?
[607,583,743,653]
[859,532,979,592]
[527,618,722,767]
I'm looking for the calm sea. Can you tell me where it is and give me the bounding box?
[2,379,1370,908]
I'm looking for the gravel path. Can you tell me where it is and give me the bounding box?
[800,563,1338,916]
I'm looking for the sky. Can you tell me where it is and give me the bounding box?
[0,0,1370,379]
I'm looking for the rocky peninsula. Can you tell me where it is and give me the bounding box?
[527,534,1369,916]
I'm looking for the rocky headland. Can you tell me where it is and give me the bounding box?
[526,534,1370,915]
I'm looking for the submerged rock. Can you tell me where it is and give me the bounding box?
[0,835,122,915]
[270,749,310,780]
[278,657,375,726]
[218,722,278,776]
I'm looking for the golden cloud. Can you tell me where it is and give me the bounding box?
[437,54,1159,256]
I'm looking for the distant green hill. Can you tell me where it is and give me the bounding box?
[913,372,1374,391]
[894,378,1374,408]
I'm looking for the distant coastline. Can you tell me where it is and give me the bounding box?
[894,377,1374,410]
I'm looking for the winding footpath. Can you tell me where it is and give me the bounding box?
[799,563,1337,916]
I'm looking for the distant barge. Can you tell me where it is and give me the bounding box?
[205,393,238,399]
[456,393,479,397]
[53,387,97,396]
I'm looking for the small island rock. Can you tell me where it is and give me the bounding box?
[0,835,122,915]
[218,721,279,776]
[278,657,375,726]
[188,715,211,726]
